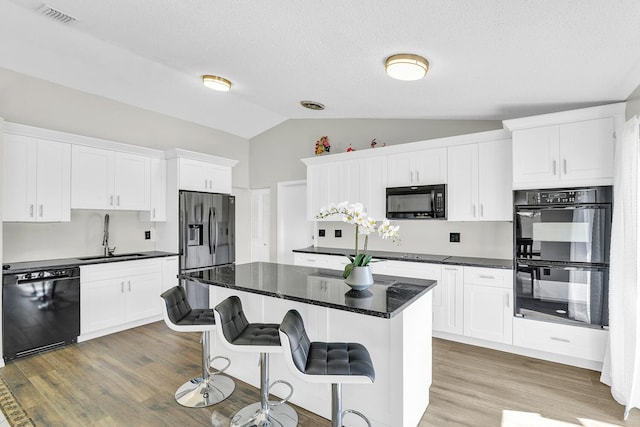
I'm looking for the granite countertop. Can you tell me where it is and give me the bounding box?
[2,251,179,274]
[180,262,437,319]
[293,246,513,269]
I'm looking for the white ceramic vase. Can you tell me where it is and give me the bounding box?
[344,265,374,291]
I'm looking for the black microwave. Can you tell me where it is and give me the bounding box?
[386,184,446,219]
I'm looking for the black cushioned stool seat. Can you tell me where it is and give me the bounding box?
[279,309,375,427]
[214,296,298,427]
[160,286,235,408]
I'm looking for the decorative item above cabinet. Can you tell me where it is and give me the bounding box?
[503,103,625,190]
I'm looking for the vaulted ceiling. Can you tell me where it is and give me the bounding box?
[2,1,640,139]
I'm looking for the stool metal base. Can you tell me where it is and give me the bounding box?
[175,374,235,408]
[230,401,298,427]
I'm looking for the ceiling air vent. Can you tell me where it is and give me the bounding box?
[37,5,77,24]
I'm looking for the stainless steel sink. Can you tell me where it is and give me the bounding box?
[78,253,146,261]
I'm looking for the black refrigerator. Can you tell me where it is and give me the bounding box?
[179,190,235,308]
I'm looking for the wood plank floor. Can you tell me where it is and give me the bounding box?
[1,322,638,426]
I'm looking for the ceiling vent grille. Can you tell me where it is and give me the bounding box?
[37,5,77,24]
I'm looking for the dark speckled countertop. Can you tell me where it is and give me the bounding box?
[2,251,179,274]
[180,262,437,319]
[293,246,513,269]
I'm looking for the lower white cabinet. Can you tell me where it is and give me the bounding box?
[81,258,162,336]
[513,317,608,363]
[161,256,179,293]
[293,252,351,271]
[463,267,513,344]
[435,266,464,334]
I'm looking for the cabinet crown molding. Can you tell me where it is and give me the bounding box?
[502,102,626,131]
[165,148,238,167]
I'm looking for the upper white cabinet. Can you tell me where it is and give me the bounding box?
[504,103,624,190]
[447,138,512,221]
[71,145,150,210]
[178,157,232,194]
[387,148,447,187]
[3,134,71,222]
[307,157,388,221]
[140,157,167,221]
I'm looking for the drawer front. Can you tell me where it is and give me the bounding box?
[293,253,350,271]
[81,258,161,282]
[513,317,607,362]
[463,266,512,288]
[371,260,441,281]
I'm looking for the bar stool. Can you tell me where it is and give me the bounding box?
[279,309,375,427]
[214,295,298,427]
[160,286,235,408]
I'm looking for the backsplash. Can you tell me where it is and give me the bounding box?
[3,210,157,263]
[314,220,513,259]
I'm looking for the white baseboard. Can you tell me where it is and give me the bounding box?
[78,315,162,342]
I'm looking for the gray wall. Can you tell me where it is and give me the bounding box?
[249,118,508,260]
[0,68,251,262]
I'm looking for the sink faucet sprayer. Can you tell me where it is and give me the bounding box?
[103,214,116,256]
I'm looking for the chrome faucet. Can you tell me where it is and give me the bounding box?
[103,214,116,256]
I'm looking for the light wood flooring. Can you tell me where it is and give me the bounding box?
[0,321,638,426]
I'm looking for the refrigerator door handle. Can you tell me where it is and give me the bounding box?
[212,207,218,254]
[208,207,213,255]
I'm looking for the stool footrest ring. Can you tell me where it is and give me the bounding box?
[268,379,294,407]
[206,355,231,376]
[343,409,372,427]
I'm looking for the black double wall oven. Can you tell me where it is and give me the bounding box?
[514,186,612,329]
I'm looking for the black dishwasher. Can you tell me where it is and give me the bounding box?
[3,266,80,361]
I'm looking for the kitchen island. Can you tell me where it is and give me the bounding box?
[179,262,437,427]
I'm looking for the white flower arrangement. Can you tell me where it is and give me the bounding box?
[316,201,400,278]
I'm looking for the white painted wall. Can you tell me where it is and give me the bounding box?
[626,82,640,119]
[3,210,156,263]
[315,220,512,259]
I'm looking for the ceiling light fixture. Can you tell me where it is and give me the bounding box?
[202,75,232,92]
[385,54,429,81]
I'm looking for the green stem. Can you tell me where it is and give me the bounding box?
[354,224,359,258]
[364,234,369,253]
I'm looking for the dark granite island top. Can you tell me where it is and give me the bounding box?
[179,261,437,319]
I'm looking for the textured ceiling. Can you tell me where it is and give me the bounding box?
[2,0,640,139]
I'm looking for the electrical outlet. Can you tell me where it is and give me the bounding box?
[449,232,460,243]
[335,229,342,238]
[145,230,151,240]
[318,229,326,237]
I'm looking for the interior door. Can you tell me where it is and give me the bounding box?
[251,188,271,262]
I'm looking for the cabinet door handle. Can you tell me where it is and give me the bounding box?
[552,160,557,175]
[204,179,208,189]
[110,195,114,206]
[39,204,43,218]
[29,204,34,218]
[416,171,420,182]
[504,293,510,308]
[479,275,495,279]
[550,336,570,343]
[116,195,120,206]
[128,280,131,292]
[121,282,124,293]
[480,204,484,218]
[152,208,156,219]
[472,205,476,217]
[563,159,567,175]
[410,171,414,182]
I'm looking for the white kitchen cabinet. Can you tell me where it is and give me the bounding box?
[80,259,162,337]
[3,134,71,222]
[306,162,344,220]
[71,145,151,210]
[463,266,513,344]
[387,148,447,187]
[293,252,351,271]
[447,139,512,221]
[140,157,167,221]
[434,266,464,334]
[179,157,232,194]
[511,118,615,189]
[161,256,179,292]
[513,317,607,363]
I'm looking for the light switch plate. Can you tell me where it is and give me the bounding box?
[335,229,342,238]
[450,232,460,243]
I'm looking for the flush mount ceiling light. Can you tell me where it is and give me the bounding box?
[385,54,429,81]
[202,75,232,92]
[300,100,325,111]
